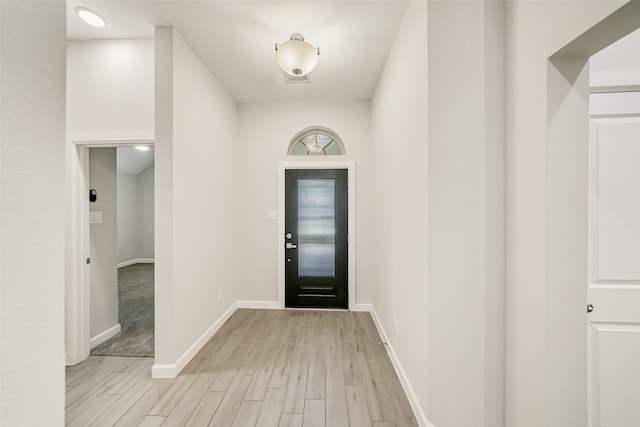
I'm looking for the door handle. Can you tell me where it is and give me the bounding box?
[286,243,297,249]
[587,303,594,313]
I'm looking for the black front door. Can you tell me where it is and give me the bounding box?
[285,169,348,308]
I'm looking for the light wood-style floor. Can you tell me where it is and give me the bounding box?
[66,309,418,426]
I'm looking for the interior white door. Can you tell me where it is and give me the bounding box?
[588,91,640,427]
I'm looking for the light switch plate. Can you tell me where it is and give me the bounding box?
[89,211,103,224]
[268,210,278,221]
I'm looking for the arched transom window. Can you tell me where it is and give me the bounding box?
[287,126,346,156]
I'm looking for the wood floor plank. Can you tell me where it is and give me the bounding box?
[113,381,173,427]
[325,311,339,334]
[384,379,419,427]
[241,314,268,345]
[137,415,166,427]
[161,363,220,427]
[67,393,120,427]
[282,326,312,413]
[106,357,153,395]
[302,400,325,427]
[246,347,281,400]
[258,310,281,339]
[282,317,302,345]
[66,357,131,406]
[66,372,130,422]
[209,344,251,392]
[208,375,252,426]
[326,367,349,427]
[372,422,397,427]
[341,341,362,385]
[279,413,303,427]
[325,330,342,368]
[147,357,209,416]
[305,321,326,400]
[65,356,108,386]
[184,391,224,426]
[240,334,270,376]
[255,388,286,427]
[231,400,262,427]
[346,385,373,427]
[269,343,295,389]
[337,312,356,342]
[355,328,375,362]
[359,360,387,421]
[90,377,155,426]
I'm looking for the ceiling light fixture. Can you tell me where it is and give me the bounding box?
[74,6,107,28]
[135,146,150,151]
[275,34,319,77]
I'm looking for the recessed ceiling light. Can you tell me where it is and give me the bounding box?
[74,6,106,28]
[135,146,150,151]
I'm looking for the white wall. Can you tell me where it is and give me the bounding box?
[117,165,155,264]
[138,165,155,259]
[369,0,429,423]
[505,1,636,426]
[67,38,154,139]
[426,1,505,426]
[154,27,238,369]
[89,148,119,339]
[117,171,139,263]
[236,101,371,304]
[0,2,66,425]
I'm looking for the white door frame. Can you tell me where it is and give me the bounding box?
[277,161,357,310]
[65,134,154,365]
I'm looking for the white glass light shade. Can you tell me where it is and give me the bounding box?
[276,39,319,76]
[74,6,106,28]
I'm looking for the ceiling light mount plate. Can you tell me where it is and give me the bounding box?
[275,33,319,77]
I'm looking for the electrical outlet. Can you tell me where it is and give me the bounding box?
[218,290,223,303]
[394,317,398,336]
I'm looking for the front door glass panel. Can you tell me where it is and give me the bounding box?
[298,179,335,277]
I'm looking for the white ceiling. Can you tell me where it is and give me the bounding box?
[117,146,155,175]
[67,1,410,103]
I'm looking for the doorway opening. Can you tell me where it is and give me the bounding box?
[65,139,155,365]
[88,146,155,357]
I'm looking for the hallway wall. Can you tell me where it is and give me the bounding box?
[0,2,66,425]
[370,0,429,423]
[505,1,634,426]
[89,148,119,340]
[154,27,239,371]
[67,38,154,139]
[117,165,155,264]
[236,101,372,304]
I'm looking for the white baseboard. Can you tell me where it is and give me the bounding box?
[118,258,155,268]
[351,303,373,312]
[366,305,434,427]
[151,302,237,378]
[236,300,281,309]
[90,323,121,349]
